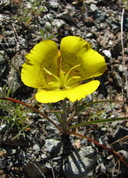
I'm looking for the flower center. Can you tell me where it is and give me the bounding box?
[43,64,81,90]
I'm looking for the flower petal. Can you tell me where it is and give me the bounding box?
[60,36,106,80]
[36,89,66,103]
[66,80,100,102]
[21,40,59,89]
[35,80,100,103]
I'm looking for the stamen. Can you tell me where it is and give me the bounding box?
[43,64,81,90]
[65,64,80,81]
[43,68,60,82]
[67,76,81,85]
[65,64,81,86]
[48,82,59,89]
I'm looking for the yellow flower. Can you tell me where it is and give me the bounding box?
[21,36,106,103]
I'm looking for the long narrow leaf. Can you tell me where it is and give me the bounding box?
[84,100,127,108]
[67,117,128,130]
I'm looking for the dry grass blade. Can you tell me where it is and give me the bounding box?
[121,8,128,99]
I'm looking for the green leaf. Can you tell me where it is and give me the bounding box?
[67,117,128,130]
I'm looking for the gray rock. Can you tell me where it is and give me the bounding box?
[18,36,26,47]
[45,114,60,137]
[66,3,75,10]
[45,139,60,152]
[0,14,10,22]
[10,149,17,155]
[49,0,59,8]
[45,21,52,29]
[56,11,72,22]
[8,39,16,46]
[118,150,128,159]
[44,139,61,157]
[39,6,48,13]
[7,51,25,92]
[0,51,6,64]
[90,4,98,11]
[111,71,123,88]
[5,30,14,36]
[83,0,98,4]
[52,19,65,28]
[111,23,119,30]
[96,162,106,173]
[33,144,41,153]
[85,94,92,103]
[63,146,96,178]
[0,124,6,132]
[0,64,6,77]
[43,13,53,21]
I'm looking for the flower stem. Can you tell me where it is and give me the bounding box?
[62,99,67,133]
[48,103,63,125]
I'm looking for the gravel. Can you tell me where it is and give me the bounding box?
[0,0,128,177]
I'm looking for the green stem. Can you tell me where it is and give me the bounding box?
[47,103,63,125]
[62,99,67,132]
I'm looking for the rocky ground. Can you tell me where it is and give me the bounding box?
[0,0,128,177]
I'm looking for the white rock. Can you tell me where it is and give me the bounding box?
[43,14,53,21]
[118,150,128,159]
[90,4,98,11]
[45,22,52,28]
[33,144,40,152]
[118,64,127,72]
[26,2,32,8]
[49,0,59,8]
[102,50,112,58]
[52,19,65,28]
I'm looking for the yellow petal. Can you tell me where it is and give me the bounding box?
[66,80,100,102]
[60,36,106,80]
[36,89,67,103]
[35,80,100,103]
[21,40,59,88]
